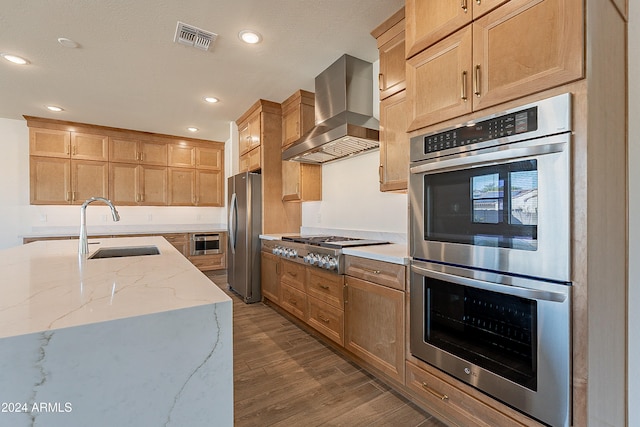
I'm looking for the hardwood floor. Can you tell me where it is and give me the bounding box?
[206,271,447,427]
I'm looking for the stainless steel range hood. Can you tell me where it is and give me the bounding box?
[282,54,379,164]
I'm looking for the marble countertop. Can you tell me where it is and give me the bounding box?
[0,236,231,339]
[22,223,228,238]
[259,234,409,265]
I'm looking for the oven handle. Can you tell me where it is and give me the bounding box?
[410,138,567,175]
[411,264,568,303]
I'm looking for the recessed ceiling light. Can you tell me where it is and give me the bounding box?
[57,38,80,48]
[1,53,30,65]
[238,30,262,44]
[187,127,199,132]
[204,97,219,103]
[46,105,64,112]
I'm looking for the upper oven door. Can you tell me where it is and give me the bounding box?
[409,133,571,282]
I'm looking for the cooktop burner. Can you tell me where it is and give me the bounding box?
[281,235,388,249]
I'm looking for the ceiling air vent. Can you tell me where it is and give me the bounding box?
[174,21,217,51]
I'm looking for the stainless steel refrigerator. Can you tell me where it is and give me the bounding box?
[227,172,262,303]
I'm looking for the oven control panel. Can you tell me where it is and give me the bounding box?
[423,106,537,154]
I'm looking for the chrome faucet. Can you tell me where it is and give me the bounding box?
[79,197,120,255]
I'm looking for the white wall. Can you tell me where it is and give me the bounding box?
[301,149,408,237]
[0,118,228,250]
[628,2,639,425]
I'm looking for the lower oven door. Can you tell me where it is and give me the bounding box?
[410,260,571,427]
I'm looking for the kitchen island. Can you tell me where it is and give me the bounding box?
[0,236,232,427]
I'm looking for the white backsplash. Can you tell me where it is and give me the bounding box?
[301,150,408,243]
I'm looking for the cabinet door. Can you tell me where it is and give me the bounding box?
[280,259,306,292]
[405,0,472,58]
[472,0,583,111]
[407,25,473,131]
[378,22,406,100]
[261,251,281,303]
[345,276,405,383]
[168,168,195,205]
[168,144,196,167]
[29,128,70,158]
[71,133,109,161]
[30,156,71,204]
[195,146,222,170]
[280,283,307,321]
[240,146,261,172]
[110,138,139,163]
[139,141,168,166]
[282,162,322,202]
[140,165,167,205]
[195,169,223,206]
[307,295,344,346]
[248,111,261,151]
[238,121,251,155]
[109,162,139,205]
[379,90,409,192]
[163,233,190,257]
[306,268,344,309]
[71,160,109,204]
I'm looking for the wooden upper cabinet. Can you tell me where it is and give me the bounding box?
[195,169,223,206]
[110,163,167,206]
[281,90,315,149]
[110,138,167,166]
[407,0,583,130]
[167,167,196,206]
[168,143,196,167]
[379,90,410,192]
[280,89,322,202]
[29,128,71,158]
[195,145,223,170]
[407,25,473,130]
[471,0,583,111]
[405,0,508,59]
[70,160,109,204]
[238,110,261,155]
[372,8,406,100]
[71,133,109,161]
[29,128,108,161]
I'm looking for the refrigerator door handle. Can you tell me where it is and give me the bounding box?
[228,192,237,254]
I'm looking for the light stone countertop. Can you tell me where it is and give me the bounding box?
[0,235,231,339]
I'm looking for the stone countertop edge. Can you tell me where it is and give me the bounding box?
[0,235,231,340]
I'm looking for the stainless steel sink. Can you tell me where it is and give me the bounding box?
[88,245,160,259]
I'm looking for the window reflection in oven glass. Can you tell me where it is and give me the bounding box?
[424,159,538,250]
[425,278,537,390]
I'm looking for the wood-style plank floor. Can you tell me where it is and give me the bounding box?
[206,272,447,427]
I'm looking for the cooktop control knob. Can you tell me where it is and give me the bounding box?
[327,257,338,270]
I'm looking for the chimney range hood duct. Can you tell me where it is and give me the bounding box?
[282,54,379,164]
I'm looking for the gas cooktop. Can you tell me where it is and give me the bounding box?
[281,235,388,249]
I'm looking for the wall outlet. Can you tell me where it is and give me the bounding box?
[147,214,153,222]
[317,212,322,223]
[39,214,47,223]
[101,214,107,223]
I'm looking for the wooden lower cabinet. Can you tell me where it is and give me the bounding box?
[406,361,543,427]
[344,275,405,383]
[188,253,225,271]
[280,282,307,321]
[307,295,344,346]
[260,251,281,303]
[162,233,189,256]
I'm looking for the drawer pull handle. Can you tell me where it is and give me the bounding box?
[319,284,330,290]
[421,382,449,401]
[364,268,381,274]
[474,64,481,97]
[461,0,468,12]
[290,299,297,305]
[461,71,467,101]
[318,315,330,323]
[289,272,297,277]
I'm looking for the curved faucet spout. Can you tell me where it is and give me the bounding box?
[79,197,121,255]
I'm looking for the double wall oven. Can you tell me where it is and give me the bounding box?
[409,94,572,427]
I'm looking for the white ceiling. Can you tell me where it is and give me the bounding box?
[0,0,403,142]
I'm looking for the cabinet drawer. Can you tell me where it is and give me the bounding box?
[406,361,540,427]
[307,295,344,346]
[280,283,307,321]
[306,269,344,309]
[344,256,406,291]
[280,260,306,291]
[188,253,225,271]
